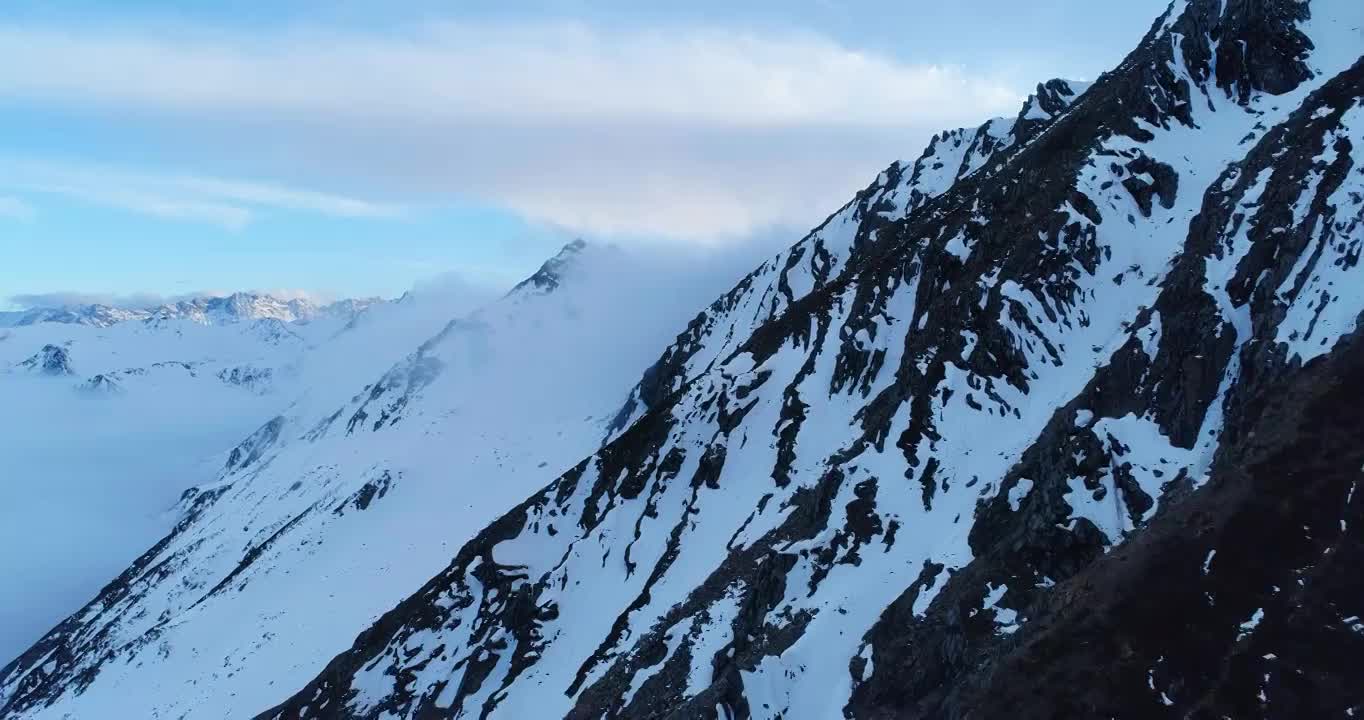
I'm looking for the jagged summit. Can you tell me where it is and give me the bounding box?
[16,344,73,376]
[1018,77,1092,123]
[144,292,381,327]
[509,238,590,295]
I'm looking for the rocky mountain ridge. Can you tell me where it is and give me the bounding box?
[2,1,1361,718]
[253,1,1363,717]
[0,292,382,329]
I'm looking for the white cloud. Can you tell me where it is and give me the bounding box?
[0,156,401,228]
[0,23,1022,128]
[8,291,173,309]
[0,195,35,220]
[0,20,1031,239]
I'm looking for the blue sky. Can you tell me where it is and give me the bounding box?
[0,0,1167,309]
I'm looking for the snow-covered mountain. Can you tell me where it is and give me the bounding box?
[0,292,381,329]
[0,238,765,717]
[0,305,146,329]
[0,289,399,400]
[143,293,382,328]
[3,0,1363,717]
[0,288,458,668]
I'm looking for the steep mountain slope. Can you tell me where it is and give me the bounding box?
[608,78,1092,436]
[208,1,1360,718]
[0,242,759,719]
[3,1,1361,718]
[0,292,456,667]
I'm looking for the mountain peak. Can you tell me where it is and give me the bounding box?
[1018,78,1092,123]
[18,344,74,376]
[508,238,590,295]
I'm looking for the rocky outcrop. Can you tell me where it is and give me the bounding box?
[510,239,589,295]
[218,364,276,394]
[848,54,1364,719]
[932,331,1364,719]
[17,345,73,376]
[78,374,124,394]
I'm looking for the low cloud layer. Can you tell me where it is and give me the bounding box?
[0,20,1028,240]
[0,235,789,663]
[0,373,277,664]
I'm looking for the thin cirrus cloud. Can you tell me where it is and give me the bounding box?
[0,155,403,229]
[0,20,1029,240]
[0,195,36,220]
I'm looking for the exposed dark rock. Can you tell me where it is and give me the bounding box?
[226,416,286,472]
[510,239,588,295]
[18,344,74,376]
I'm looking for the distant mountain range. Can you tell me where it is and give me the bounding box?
[0,292,383,329]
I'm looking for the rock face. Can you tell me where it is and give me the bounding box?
[3,1,1363,718]
[912,332,1364,719]
[17,345,74,376]
[77,374,124,394]
[218,364,276,394]
[510,238,589,294]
